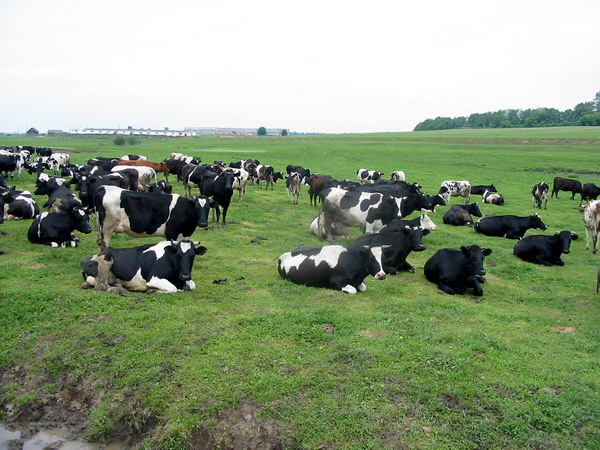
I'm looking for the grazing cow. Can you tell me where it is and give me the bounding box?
[2,190,40,220]
[475,213,546,239]
[81,240,207,293]
[111,165,156,191]
[27,208,92,247]
[532,182,549,210]
[351,227,428,274]
[286,165,311,184]
[287,172,301,204]
[278,244,387,294]
[199,171,235,225]
[442,203,482,226]
[319,187,400,240]
[390,171,406,182]
[513,231,579,266]
[470,184,497,195]
[424,246,492,296]
[580,200,600,253]
[120,154,147,161]
[551,177,582,200]
[423,194,447,212]
[356,168,384,184]
[482,190,504,205]
[94,186,211,248]
[581,183,600,206]
[256,165,283,190]
[34,177,82,213]
[307,174,333,207]
[380,212,437,232]
[439,180,471,204]
[148,180,173,194]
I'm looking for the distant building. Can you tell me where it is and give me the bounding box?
[68,126,289,137]
[26,127,39,136]
[47,129,64,135]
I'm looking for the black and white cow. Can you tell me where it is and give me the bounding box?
[256,165,283,190]
[286,165,311,184]
[390,171,406,182]
[120,154,148,161]
[81,240,207,293]
[551,177,582,200]
[532,182,549,210]
[379,212,437,232]
[356,168,384,184]
[475,213,546,239]
[287,172,301,204]
[27,208,92,247]
[439,180,471,204]
[2,190,40,220]
[227,168,249,200]
[513,231,579,266]
[111,165,156,191]
[470,184,497,196]
[94,186,211,248]
[278,244,387,294]
[581,183,600,206]
[350,226,428,274]
[148,180,173,194]
[319,187,400,240]
[34,177,82,213]
[75,173,137,209]
[424,246,492,296]
[182,164,215,197]
[0,154,18,179]
[442,203,482,226]
[482,190,504,205]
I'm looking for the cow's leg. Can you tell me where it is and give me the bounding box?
[594,234,599,254]
[146,276,178,293]
[437,283,457,295]
[340,285,358,294]
[585,228,592,250]
[469,277,484,296]
[357,282,367,292]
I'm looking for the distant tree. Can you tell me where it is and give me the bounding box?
[281,129,288,136]
[594,91,600,112]
[257,127,267,136]
[581,113,600,126]
[127,136,139,145]
[113,135,126,145]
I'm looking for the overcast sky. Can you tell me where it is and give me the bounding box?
[1,0,599,134]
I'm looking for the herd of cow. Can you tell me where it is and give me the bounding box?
[1,146,599,296]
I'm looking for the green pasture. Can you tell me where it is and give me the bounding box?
[0,127,599,448]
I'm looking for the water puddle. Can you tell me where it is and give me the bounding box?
[0,425,125,449]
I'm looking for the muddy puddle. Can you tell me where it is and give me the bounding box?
[0,425,125,449]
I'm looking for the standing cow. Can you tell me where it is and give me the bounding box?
[551,177,582,200]
[356,169,384,184]
[581,200,600,253]
[439,180,471,204]
[532,182,549,210]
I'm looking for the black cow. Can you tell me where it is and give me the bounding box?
[27,208,91,247]
[200,171,235,225]
[81,240,207,293]
[0,154,17,178]
[581,183,600,206]
[94,186,211,248]
[532,182,549,210]
[35,147,52,157]
[551,177,582,200]
[470,184,497,195]
[34,178,82,213]
[163,158,188,183]
[350,227,428,274]
[424,246,492,296]
[513,231,579,266]
[443,203,482,226]
[278,244,387,294]
[475,214,546,239]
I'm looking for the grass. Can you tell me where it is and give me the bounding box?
[0,127,599,448]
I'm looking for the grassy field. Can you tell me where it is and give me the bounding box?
[0,127,599,448]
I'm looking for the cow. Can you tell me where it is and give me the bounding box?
[163,158,188,183]
[513,231,579,266]
[256,165,283,190]
[199,171,235,225]
[27,208,92,247]
[120,154,147,161]
[551,177,582,200]
[482,190,504,205]
[475,213,546,239]
[34,177,82,214]
[116,159,170,180]
[309,213,349,240]
[470,184,497,195]
[0,154,18,179]
[351,183,433,217]
[226,168,249,200]
[318,187,400,240]
[94,186,211,248]
[532,182,549,210]
[581,183,600,206]
[182,164,215,197]
[35,147,52,157]
[111,165,156,191]
[424,246,492,296]
[170,153,200,164]
[390,171,406,182]
[81,240,207,293]
[442,203,482,226]
[580,200,600,253]
[439,180,471,204]
[423,194,447,212]
[350,226,428,274]
[380,212,437,232]
[1,190,40,220]
[287,172,301,204]
[148,180,173,194]
[47,152,70,173]
[75,173,137,209]
[278,244,387,294]
[307,174,333,207]
[356,169,384,184]
[286,165,311,184]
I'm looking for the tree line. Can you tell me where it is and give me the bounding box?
[414,92,600,131]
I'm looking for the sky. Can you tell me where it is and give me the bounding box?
[1,0,599,134]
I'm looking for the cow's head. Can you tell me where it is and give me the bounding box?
[556,230,579,254]
[419,212,437,231]
[461,245,492,281]
[166,240,208,281]
[273,172,284,183]
[468,202,483,217]
[530,213,547,231]
[401,226,428,252]
[195,195,211,228]
[360,245,390,280]
[72,208,92,234]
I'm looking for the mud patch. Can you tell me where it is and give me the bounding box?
[190,400,293,449]
[321,323,336,334]
[552,326,576,333]
[438,393,467,411]
[359,329,386,338]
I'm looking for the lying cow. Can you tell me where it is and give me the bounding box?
[513,231,578,266]
[475,213,546,239]
[424,245,492,296]
[81,240,207,293]
[470,184,496,195]
[2,190,39,220]
[442,203,482,226]
[379,212,437,232]
[532,182,549,210]
[356,169,384,184]
[309,213,349,240]
[390,171,406,182]
[551,177,582,200]
[482,190,504,205]
[439,180,471,204]
[27,208,91,247]
[278,244,387,294]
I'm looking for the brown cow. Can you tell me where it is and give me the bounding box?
[117,159,170,179]
[307,174,333,206]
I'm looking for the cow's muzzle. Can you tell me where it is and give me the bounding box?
[180,274,191,281]
[415,244,426,252]
[374,271,386,280]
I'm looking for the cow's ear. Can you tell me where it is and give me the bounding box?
[482,248,492,256]
[460,246,469,255]
[571,232,579,240]
[195,245,208,255]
